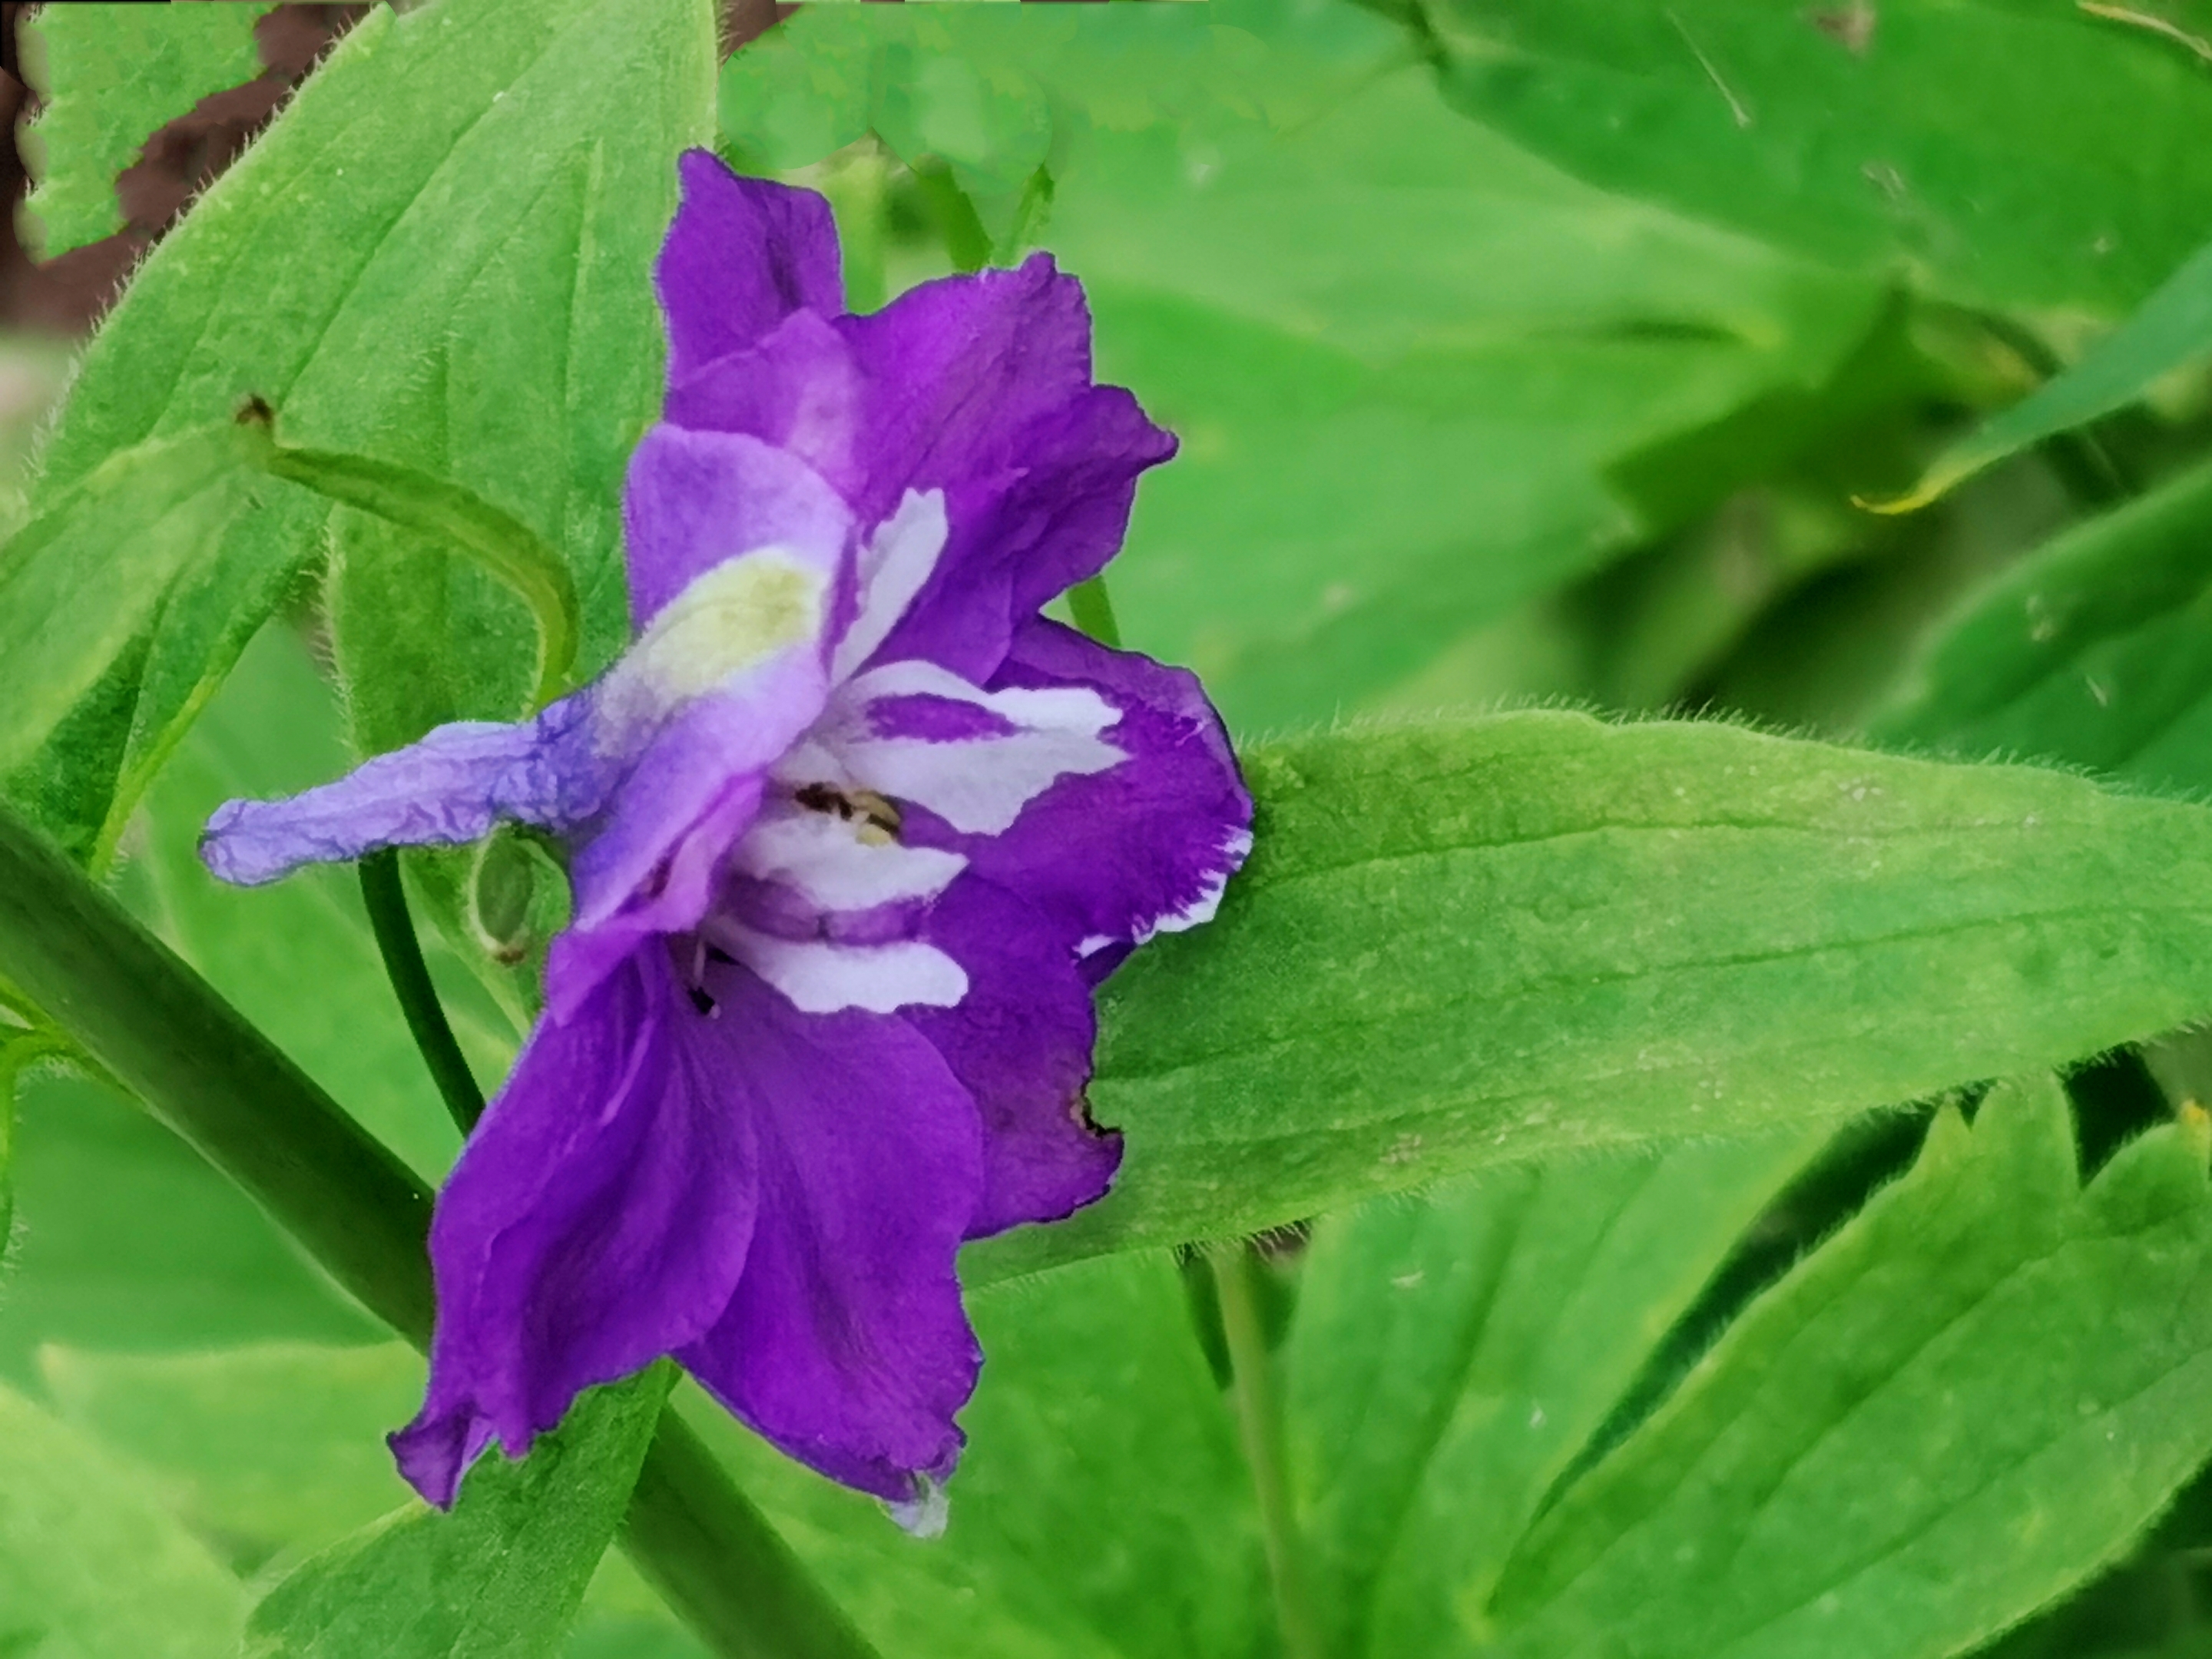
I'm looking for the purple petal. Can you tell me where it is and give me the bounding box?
[198,697,605,888]
[656,151,843,389]
[838,259,1176,681]
[916,618,1252,959]
[665,309,859,495]
[391,945,757,1508]
[678,966,984,1502]
[908,878,1120,1239]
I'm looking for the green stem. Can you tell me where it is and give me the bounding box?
[624,1409,878,1659]
[1211,1247,1324,1659]
[0,802,876,1659]
[359,849,486,1134]
[1068,575,1121,649]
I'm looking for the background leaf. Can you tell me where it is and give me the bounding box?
[0,1381,247,1658]
[1413,0,2212,316]
[1871,458,2212,796]
[19,0,274,257]
[970,713,2212,1280]
[1482,1078,2212,1659]
[1284,1133,1823,1657]
[720,0,1895,732]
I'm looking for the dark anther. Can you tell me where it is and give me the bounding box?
[687,985,717,1017]
[794,781,901,840]
[234,392,276,427]
[704,943,737,966]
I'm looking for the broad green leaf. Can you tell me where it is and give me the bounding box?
[967,712,2212,1282]
[1416,0,2212,316]
[16,0,714,879]
[0,422,306,865]
[0,1071,376,1380]
[694,1253,1266,1659]
[245,1367,673,1659]
[1283,1134,1821,1657]
[1878,233,2212,512]
[724,0,1888,732]
[1482,1078,2212,1659]
[0,1380,247,1658]
[41,1341,422,1565]
[1871,458,2212,795]
[122,623,512,1182]
[19,1,274,257]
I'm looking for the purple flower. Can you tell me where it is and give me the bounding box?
[198,152,1250,1518]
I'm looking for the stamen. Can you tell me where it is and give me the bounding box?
[794,782,902,843]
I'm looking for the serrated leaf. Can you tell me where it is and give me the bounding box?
[966,712,2212,1281]
[1283,1133,1823,1657]
[15,0,714,885]
[1870,458,2212,796]
[1416,0,2212,316]
[1481,1078,2212,1659]
[0,1380,247,1658]
[244,1367,672,1659]
[0,421,307,866]
[20,1,274,257]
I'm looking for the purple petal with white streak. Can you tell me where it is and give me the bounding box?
[915,617,1252,959]
[678,965,984,1502]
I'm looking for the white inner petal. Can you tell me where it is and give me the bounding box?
[830,490,950,684]
[722,924,968,1015]
[736,800,966,912]
[827,660,1124,836]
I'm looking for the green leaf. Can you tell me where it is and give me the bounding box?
[965,712,2212,1281]
[0,1071,378,1380]
[1869,458,2212,794]
[19,0,274,257]
[1876,233,2212,512]
[0,1380,247,1657]
[16,0,714,878]
[692,1253,1266,1659]
[1283,1133,1823,1657]
[723,0,1887,732]
[1482,1078,2212,1659]
[0,422,306,866]
[1416,0,2212,316]
[244,1368,673,1659]
[41,1341,422,1566]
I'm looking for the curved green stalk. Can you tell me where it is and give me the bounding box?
[237,407,581,706]
[0,802,876,1659]
[359,849,487,1134]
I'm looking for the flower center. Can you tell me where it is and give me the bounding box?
[793,781,902,847]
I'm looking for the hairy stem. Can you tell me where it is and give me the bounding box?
[1212,1246,1324,1659]
[0,803,876,1659]
[359,849,487,1134]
